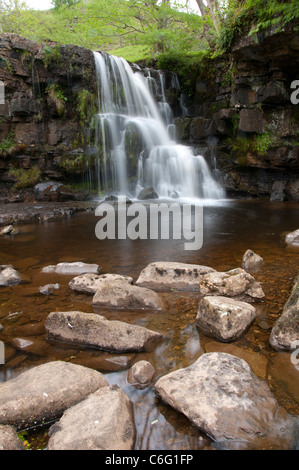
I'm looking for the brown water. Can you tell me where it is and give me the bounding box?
[0,198,298,450]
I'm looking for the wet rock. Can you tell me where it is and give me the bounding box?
[285,229,299,247]
[70,352,136,372]
[127,360,156,386]
[238,109,266,133]
[135,261,216,291]
[155,352,296,450]
[196,296,256,342]
[270,181,286,202]
[69,273,133,295]
[39,283,60,295]
[241,249,264,273]
[204,341,268,379]
[0,425,25,450]
[0,361,108,430]
[137,186,159,200]
[0,225,13,236]
[199,268,265,302]
[92,280,162,310]
[0,265,22,287]
[47,385,135,450]
[269,277,299,351]
[45,311,163,353]
[10,337,55,357]
[42,262,101,275]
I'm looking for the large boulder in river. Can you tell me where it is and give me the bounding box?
[0,361,108,430]
[196,296,256,342]
[42,262,101,275]
[135,261,216,291]
[0,265,22,287]
[92,280,163,310]
[199,268,265,302]
[269,277,299,351]
[69,273,133,295]
[154,352,296,450]
[137,186,159,200]
[45,311,163,353]
[47,385,135,450]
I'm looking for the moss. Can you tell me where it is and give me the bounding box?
[76,89,97,124]
[46,84,67,117]
[2,58,13,74]
[8,166,41,190]
[0,131,15,155]
[43,45,61,69]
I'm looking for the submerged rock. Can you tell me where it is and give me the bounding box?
[47,385,135,450]
[136,261,216,291]
[127,360,156,387]
[39,283,60,295]
[137,186,159,200]
[269,277,299,351]
[69,273,133,295]
[199,268,265,301]
[45,311,163,353]
[0,265,22,287]
[241,249,264,273]
[0,361,108,430]
[42,262,101,275]
[196,296,256,342]
[0,425,25,450]
[285,229,299,247]
[92,280,163,310]
[155,352,296,450]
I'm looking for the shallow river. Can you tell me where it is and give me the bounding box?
[0,198,298,450]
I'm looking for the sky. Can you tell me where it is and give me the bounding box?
[25,0,200,13]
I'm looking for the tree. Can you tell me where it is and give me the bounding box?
[0,0,28,34]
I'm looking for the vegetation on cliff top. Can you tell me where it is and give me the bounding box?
[0,0,298,67]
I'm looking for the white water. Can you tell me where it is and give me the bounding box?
[91,51,225,200]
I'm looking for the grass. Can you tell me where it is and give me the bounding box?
[107,45,152,63]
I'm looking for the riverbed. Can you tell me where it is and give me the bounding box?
[0,198,298,450]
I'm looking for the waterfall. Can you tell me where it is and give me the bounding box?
[89,51,225,200]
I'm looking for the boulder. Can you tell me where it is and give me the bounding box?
[155,352,296,450]
[285,229,299,247]
[92,280,162,310]
[0,361,108,430]
[47,385,135,450]
[69,273,133,295]
[42,262,101,275]
[0,265,22,287]
[269,277,299,351]
[127,360,156,386]
[196,296,256,342]
[199,268,265,301]
[135,261,216,291]
[137,186,159,200]
[45,311,163,353]
[0,425,24,450]
[241,249,264,273]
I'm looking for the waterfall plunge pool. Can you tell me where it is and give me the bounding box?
[0,198,298,450]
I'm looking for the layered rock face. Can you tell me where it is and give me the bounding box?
[0,34,96,201]
[175,21,299,200]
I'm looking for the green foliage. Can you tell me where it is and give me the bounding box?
[8,166,41,189]
[76,89,96,123]
[253,131,281,156]
[46,83,67,116]
[43,45,61,69]
[0,131,15,155]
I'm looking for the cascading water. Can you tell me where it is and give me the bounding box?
[89,51,225,200]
